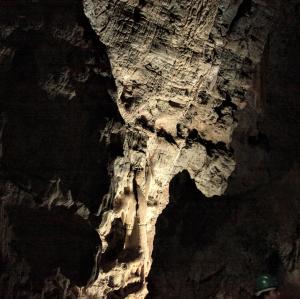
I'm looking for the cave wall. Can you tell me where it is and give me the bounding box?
[0,0,299,298]
[82,0,280,297]
[0,0,123,297]
[148,1,300,298]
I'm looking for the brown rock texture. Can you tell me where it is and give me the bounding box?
[148,1,300,298]
[82,0,280,297]
[0,0,299,298]
[0,0,123,297]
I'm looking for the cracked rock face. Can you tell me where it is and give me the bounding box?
[81,0,279,297]
[1,0,299,298]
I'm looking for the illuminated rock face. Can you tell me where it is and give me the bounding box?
[81,0,278,297]
[1,0,299,298]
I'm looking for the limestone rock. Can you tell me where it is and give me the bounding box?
[1,0,296,298]
[81,0,278,297]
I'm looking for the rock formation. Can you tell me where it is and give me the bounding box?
[0,0,299,298]
[82,0,279,297]
[148,1,300,297]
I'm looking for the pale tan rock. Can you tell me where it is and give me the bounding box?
[81,0,279,297]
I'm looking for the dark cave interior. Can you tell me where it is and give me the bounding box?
[0,0,123,213]
[0,0,299,298]
[0,0,124,297]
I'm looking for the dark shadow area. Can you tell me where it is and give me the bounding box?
[0,0,124,296]
[0,0,124,213]
[226,0,300,196]
[8,206,101,288]
[100,218,126,272]
[260,0,300,177]
[147,171,230,299]
[107,282,144,299]
[147,169,299,299]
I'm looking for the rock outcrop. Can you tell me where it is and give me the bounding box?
[148,0,300,297]
[81,0,279,297]
[0,0,299,298]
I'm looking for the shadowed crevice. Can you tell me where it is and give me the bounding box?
[8,206,101,287]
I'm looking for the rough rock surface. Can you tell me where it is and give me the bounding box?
[0,0,123,297]
[148,1,300,298]
[0,0,299,298]
[82,0,279,297]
